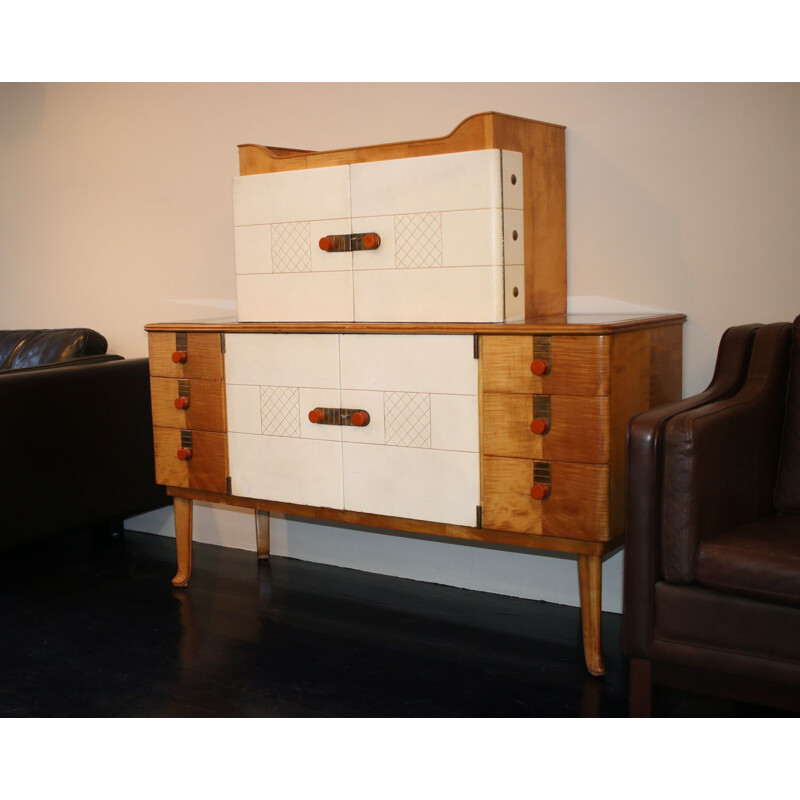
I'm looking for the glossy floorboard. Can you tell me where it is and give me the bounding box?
[0,530,793,718]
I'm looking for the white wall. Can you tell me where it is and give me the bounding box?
[3,83,799,612]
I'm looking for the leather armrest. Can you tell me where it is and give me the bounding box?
[623,323,760,659]
[660,322,793,585]
[0,357,168,548]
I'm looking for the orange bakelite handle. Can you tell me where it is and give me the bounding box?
[172,351,188,364]
[318,236,335,252]
[174,397,190,410]
[530,418,550,435]
[361,233,381,250]
[530,359,550,376]
[351,411,370,427]
[308,408,325,424]
[177,447,193,461]
[530,483,550,500]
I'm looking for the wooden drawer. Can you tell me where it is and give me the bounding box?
[153,427,228,493]
[150,377,226,431]
[148,332,224,380]
[480,335,609,396]
[481,455,609,541]
[482,393,609,463]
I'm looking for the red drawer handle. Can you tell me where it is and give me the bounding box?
[318,236,336,252]
[308,408,325,424]
[172,351,188,364]
[177,447,193,461]
[530,358,550,376]
[174,397,190,410]
[530,418,550,435]
[351,410,370,427]
[530,483,550,500]
[361,233,381,251]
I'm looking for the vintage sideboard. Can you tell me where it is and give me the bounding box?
[146,313,684,675]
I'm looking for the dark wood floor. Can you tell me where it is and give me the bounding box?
[0,529,793,717]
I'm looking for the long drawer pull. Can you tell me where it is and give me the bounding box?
[308,407,371,427]
[319,233,381,252]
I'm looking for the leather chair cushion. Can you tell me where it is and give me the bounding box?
[0,329,107,371]
[694,514,800,607]
[655,582,800,663]
[776,314,800,512]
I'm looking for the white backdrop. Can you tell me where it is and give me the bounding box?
[3,83,799,611]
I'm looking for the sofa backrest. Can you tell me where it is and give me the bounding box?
[0,329,108,370]
[776,314,800,513]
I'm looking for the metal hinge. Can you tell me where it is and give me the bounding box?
[220,332,226,353]
[226,476,232,495]
[473,334,480,359]
[476,505,483,528]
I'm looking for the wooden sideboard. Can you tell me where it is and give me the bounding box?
[146,313,684,675]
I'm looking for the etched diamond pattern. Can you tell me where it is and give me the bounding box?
[271,222,311,273]
[384,392,431,448]
[394,213,442,269]
[260,386,301,437]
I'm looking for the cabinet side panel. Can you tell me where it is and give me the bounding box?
[233,166,351,226]
[353,266,504,323]
[236,272,355,323]
[228,432,344,509]
[343,443,479,526]
[225,333,340,388]
[340,334,478,395]
[349,149,503,217]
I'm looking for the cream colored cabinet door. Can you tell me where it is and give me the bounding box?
[224,333,480,526]
[339,334,480,526]
[225,333,345,509]
[233,165,354,322]
[232,149,524,323]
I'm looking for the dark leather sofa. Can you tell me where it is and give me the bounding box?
[623,316,800,715]
[1,328,168,550]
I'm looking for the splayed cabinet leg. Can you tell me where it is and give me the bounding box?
[172,496,193,588]
[578,554,604,676]
[255,509,270,560]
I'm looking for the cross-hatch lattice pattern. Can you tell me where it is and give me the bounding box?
[271,222,312,273]
[394,213,443,269]
[384,392,431,448]
[261,386,301,437]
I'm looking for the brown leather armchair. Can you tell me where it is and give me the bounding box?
[623,316,800,715]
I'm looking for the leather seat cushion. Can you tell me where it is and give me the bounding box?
[776,314,800,512]
[654,583,800,665]
[695,514,800,607]
[0,329,107,370]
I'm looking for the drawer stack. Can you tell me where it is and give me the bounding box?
[148,332,229,494]
[480,334,612,541]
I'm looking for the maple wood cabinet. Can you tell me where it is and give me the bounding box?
[146,313,684,675]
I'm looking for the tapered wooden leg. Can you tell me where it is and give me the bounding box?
[629,657,654,717]
[172,496,193,588]
[577,554,604,676]
[255,509,270,560]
